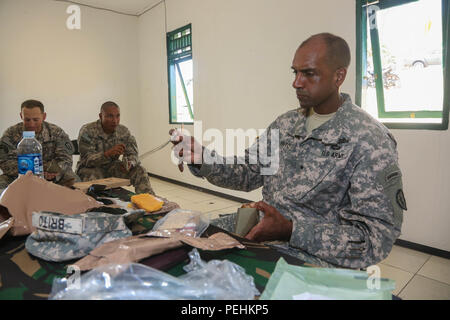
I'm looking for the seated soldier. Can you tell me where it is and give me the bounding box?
[169,33,406,269]
[76,101,155,195]
[0,99,79,188]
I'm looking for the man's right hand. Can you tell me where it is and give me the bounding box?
[104,144,126,158]
[169,129,203,172]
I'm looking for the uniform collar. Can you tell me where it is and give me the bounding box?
[96,119,116,140]
[292,93,353,145]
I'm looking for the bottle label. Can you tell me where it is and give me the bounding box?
[18,153,43,175]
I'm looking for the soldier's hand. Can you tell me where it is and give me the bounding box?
[119,163,128,173]
[245,201,293,243]
[44,172,58,181]
[121,156,136,172]
[104,144,126,158]
[169,129,203,172]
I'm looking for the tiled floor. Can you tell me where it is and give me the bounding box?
[147,176,450,300]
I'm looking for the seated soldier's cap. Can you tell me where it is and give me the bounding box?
[25,211,132,262]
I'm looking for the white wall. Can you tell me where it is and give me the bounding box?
[0,0,140,142]
[138,0,356,199]
[138,0,449,251]
[394,130,450,251]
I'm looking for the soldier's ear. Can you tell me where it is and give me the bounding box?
[20,111,24,120]
[42,112,47,121]
[335,67,347,88]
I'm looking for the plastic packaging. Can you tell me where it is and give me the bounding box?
[49,249,259,300]
[0,217,14,239]
[179,249,260,299]
[17,131,43,178]
[260,258,395,300]
[148,209,209,238]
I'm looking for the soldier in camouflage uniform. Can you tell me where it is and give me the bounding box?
[76,101,154,195]
[171,33,406,269]
[0,100,79,188]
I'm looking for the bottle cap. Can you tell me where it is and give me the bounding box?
[23,131,35,138]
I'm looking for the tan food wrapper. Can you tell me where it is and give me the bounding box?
[73,177,130,193]
[174,232,245,251]
[0,172,102,236]
[74,235,183,271]
[0,217,14,240]
[75,232,245,271]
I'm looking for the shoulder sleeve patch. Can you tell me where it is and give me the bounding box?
[376,163,406,229]
[79,133,92,144]
[65,141,74,153]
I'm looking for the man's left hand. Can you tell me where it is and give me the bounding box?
[245,201,293,243]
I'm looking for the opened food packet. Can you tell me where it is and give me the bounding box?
[74,235,184,271]
[147,209,209,238]
[0,172,101,236]
[74,232,244,271]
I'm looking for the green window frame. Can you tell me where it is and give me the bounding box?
[356,0,450,130]
[167,24,194,124]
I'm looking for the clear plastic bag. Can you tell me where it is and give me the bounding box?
[49,249,259,300]
[180,249,260,299]
[148,208,209,238]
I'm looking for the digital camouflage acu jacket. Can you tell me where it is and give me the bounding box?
[190,93,405,269]
[76,120,140,171]
[0,122,74,177]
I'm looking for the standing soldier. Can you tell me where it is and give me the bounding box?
[76,101,154,195]
[0,100,79,188]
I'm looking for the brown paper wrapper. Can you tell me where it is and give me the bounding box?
[74,232,244,271]
[174,232,245,251]
[74,235,183,271]
[0,172,101,236]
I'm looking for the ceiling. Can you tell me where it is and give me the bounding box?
[61,0,163,16]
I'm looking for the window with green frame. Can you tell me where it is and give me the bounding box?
[167,24,194,124]
[356,0,449,130]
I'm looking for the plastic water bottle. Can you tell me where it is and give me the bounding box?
[17,131,44,178]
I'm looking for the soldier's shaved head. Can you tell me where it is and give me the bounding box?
[100,101,119,113]
[299,33,351,70]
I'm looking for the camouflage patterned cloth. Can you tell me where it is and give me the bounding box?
[0,122,79,188]
[0,223,308,300]
[25,211,132,262]
[209,213,237,233]
[76,120,154,195]
[189,93,406,269]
